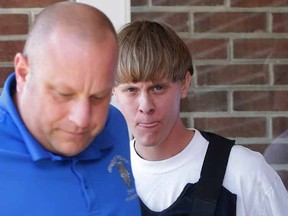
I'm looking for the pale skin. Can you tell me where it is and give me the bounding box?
[13,7,118,156]
[113,72,194,161]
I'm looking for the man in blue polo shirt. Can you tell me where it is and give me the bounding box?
[0,2,140,216]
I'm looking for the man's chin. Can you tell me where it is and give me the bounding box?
[51,141,90,157]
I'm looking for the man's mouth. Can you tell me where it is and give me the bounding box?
[137,122,159,128]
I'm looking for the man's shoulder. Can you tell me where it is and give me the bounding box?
[92,105,129,151]
[230,144,265,169]
[107,105,126,125]
[0,106,17,135]
[226,144,279,189]
[199,130,263,170]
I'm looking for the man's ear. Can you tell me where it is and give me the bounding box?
[181,71,191,98]
[112,87,119,103]
[112,87,116,95]
[14,53,30,92]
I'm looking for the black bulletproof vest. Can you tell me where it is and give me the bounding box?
[140,131,237,216]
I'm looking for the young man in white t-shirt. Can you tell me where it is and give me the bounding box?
[113,20,288,215]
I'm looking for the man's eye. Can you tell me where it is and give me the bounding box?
[58,93,72,98]
[52,91,73,101]
[126,87,136,93]
[91,96,104,103]
[154,85,163,91]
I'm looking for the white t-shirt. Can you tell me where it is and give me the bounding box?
[131,129,288,215]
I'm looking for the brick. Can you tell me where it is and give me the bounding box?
[131,0,148,6]
[184,39,228,60]
[234,91,288,111]
[274,65,288,85]
[152,0,224,6]
[272,117,288,138]
[194,117,266,137]
[0,41,25,62]
[194,12,266,33]
[131,12,189,32]
[276,170,288,191]
[0,0,64,8]
[241,144,268,154]
[234,39,288,59]
[197,64,269,86]
[180,91,228,112]
[0,14,29,36]
[273,13,288,33]
[0,67,14,87]
[231,0,288,7]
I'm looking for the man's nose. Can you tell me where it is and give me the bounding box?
[138,93,155,115]
[69,99,90,128]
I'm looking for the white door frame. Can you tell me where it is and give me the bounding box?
[76,0,130,31]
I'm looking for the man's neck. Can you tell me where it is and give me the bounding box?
[135,125,195,161]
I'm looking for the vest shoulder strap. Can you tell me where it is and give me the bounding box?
[190,131,235,216]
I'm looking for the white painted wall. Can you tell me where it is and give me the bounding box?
[76,0,130,31]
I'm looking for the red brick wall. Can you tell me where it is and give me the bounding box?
[0,0,64,84]
[0,0,287,189]
[131,0,288,189]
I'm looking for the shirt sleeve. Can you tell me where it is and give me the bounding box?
[260,174,288,216]
[225,145,288,216]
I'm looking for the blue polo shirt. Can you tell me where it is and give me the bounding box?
[0,74,141,216]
